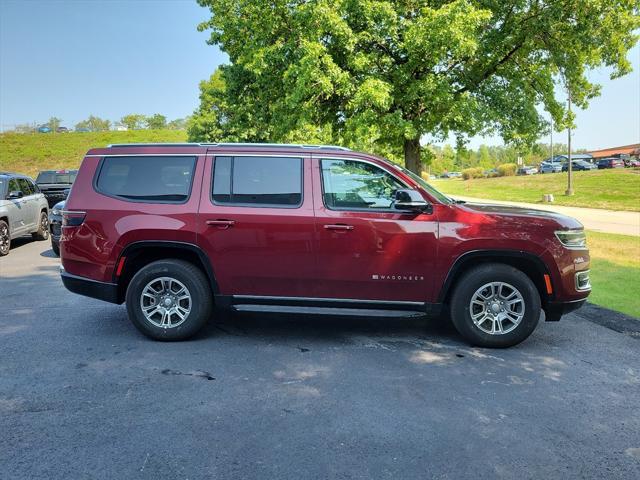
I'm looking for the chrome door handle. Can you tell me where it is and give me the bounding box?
[206,219,235,229]
[324,224,354,231]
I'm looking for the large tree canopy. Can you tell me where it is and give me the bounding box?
[190,0,639,172]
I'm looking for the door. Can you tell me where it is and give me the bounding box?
[17,178,38,231]
[312,156,438,303]
[197,152,317,297]
[6,178,27,236]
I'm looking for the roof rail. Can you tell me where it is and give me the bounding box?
[203,142,351,151]
[106,142,351,151]
[107,143,199,148]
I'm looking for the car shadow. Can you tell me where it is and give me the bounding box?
[40,248,58,258]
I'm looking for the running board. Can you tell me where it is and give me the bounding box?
[232,305,426,318]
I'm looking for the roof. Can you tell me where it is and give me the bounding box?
[588,143,640,158]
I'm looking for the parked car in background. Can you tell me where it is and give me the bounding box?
[0,172,49,256]
[75,127,90,133]
[35,169,77,207]
[440,171,462,178]
[60,142,590,348]
[37,126,51,133]
[624,158,640,167]
[562,160,597,172]
[49,200,64,256]
[56,126,69,133]
[517,166,538,175]
[596,158,625,169]
[539,162,563,174]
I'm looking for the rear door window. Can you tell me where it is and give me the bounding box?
[17,178,34,196]
[212,156,302,207]
[96,156,197,203]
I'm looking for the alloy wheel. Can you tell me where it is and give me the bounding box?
[469,281,525,335]
[139,277,192,328]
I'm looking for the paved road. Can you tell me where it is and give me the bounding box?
[1,239,639,479]
[452,195,640,236]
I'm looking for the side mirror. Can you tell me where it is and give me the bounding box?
[393,189,432,214]
[8,190,23,199]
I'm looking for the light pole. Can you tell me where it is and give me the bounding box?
[565,90,574,196]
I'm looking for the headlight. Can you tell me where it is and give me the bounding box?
[555,230,587,249]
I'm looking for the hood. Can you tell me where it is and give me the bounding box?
[459,201,583,230]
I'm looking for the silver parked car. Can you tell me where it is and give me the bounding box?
[0,172,50,256]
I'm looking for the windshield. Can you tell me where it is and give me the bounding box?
[36,171,77,184]
[393,165,452,204]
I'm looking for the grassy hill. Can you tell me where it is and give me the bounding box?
[0,130,188,177]
[432,169,640,212]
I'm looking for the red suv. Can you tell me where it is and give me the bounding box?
[60,143,591,347]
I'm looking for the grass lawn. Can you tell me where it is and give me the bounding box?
[586,231,640,318]
[0,130,188,178]
[432,169,640,212]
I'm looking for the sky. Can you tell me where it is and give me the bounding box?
[0,0,638,151]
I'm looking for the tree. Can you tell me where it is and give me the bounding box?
[167,117,188,130]
[145,114,167,130]
[75,115,110,132]
[120,114,146,130]
[194,0,639,173]
[47,117,62,132]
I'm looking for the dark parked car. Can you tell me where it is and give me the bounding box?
[562,160,597,172]
[49,200,64,256]
[35,169,76,207]
[596,158,625,169]
[56,126,69,133]
[60,143,591,348]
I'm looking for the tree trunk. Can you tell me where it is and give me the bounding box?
[404,137,421,174]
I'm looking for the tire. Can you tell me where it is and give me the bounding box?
[51,240,60,256]
[0,220,10,256]
[449,263,540,348]
[32,211,49,241]
[125,259,213,341]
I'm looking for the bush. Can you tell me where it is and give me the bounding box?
[462,167,484,180]
[497,163,517,177]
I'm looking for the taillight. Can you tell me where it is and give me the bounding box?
[62,210,86,227]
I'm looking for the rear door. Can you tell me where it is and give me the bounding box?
[312,156,438,303]
[197,151,317,297]
[17,178,38,231]
[6,178,26,235]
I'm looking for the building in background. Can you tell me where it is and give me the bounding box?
[588,143,640,161]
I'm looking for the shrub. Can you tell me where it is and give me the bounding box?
[462,167,485,180]
[497,163,517,177]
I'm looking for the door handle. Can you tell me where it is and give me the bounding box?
[206,219,235,229]
[324,224,354,231]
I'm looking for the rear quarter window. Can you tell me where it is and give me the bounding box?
[95,156,197,203]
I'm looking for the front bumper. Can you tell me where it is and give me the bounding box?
[60,267,121,304]
[544,298,587,321]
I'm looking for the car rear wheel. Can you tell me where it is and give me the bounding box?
[125,259,213,341]
[450,264,541,348]
[32,211,49,241]
[0,220,10,256]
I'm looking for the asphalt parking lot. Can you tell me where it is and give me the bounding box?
[1,238,639,480]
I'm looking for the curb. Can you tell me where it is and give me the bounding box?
[575,302,640,339]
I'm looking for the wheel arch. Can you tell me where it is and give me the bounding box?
[438,250,553,307]
[114,241,219,303]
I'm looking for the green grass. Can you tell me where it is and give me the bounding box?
[587,231,640,318]
[432,169,640,212]
[0,130,188,178]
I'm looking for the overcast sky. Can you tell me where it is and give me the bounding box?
[1,0,638,151]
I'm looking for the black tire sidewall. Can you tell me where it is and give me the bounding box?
[450,264,541,348]
[0,220,9,256]
[125,260,213,341]
[34,212,49,240]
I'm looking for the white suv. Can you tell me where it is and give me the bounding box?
[0,172,50,256]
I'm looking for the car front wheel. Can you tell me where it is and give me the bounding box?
[33,211,49,241]
[0,220,10,256]
[450,264,541,348]
[125,259,213,341]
